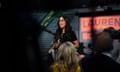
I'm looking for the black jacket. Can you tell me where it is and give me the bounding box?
[81,53,120,72]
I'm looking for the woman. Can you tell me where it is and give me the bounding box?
[48,16,79,64]
[54,15,79,49]
[51,41,81,72]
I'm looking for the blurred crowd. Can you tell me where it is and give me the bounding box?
[46,31,120,72]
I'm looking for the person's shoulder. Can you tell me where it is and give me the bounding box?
[51,63,59,72]
[51,63,58,68]
[76,65,81,72]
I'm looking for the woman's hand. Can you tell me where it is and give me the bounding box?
[73,40,79,48]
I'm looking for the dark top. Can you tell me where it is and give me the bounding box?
[81,52,120,72]
[59,31,77,44]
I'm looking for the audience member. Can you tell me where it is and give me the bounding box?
[51,41,81,72]
[81,32,120,72]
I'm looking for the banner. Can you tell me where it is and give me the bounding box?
[80,16,120,40]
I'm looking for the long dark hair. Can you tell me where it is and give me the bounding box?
[55,15,72,42]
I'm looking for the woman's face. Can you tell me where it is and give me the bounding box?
[59,16,66,29]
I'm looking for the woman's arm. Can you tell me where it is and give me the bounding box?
[73,40,79,48]
[71,31,79,48]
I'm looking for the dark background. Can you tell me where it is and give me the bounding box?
[3,0,120,72]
